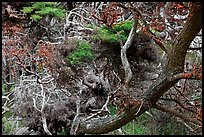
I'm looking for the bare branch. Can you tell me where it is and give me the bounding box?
[42,114,52,135]
[120,10,137,93]
[172,71,202,81]
[176,118,196,133]
[83,95,110,122]
[134,99,143,116]
[153,103,202,126]
[39,84,52,135]
[70,95,81,135]
[188,47,202,50]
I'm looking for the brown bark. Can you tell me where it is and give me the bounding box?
[154,103,202,126]
[74,2,202,135]
[166,2,202,75]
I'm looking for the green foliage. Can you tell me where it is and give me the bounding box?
[91,35,98,43]
[108,105,117,116]
[2,114,23,135]
[112,20,132,32]
[3,110,12,118]
[21,6,33,13]
[2,82,14,95]
[67,40,95,65]
[57,127,66,135]
[149,28,161,36]
[157,121,189,135]
[186,52,202,65]
[2,81,5,95]
[31,14,42,20]
[97,27,117,44]
[86,24,95,29]
[91,20,132,44]
[117,30,128,42]
[107,106,191,135]
[21,2,66,21]
[122,113,153,135]
[2,117,13,135]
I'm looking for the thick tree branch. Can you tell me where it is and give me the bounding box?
[139,2,202,113]
[159,97,196,114]
[154,103,202,126]
[166,2,202,75]
[172,71,202,81]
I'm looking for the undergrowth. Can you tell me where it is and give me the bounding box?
[107,105,191,135]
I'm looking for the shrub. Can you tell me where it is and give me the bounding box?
[97,27,117,44]
[67,40,95,65]
[21,2,66,21]
[112,20,132,32]
[91,20,132,45]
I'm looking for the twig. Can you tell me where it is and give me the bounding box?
[176,118,195,133]
[70,95,81,135]
[14,54,55,84]
[112,84,123,94]
[33,98,41,112]
[154,103,202,126]
[83,95,110,122]
[135,99,143,116]
[31,83,52,135]
[188,47,202,50]
[42,114,52,135]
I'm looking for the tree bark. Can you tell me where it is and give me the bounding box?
[166,2,202,75]
[74,2,202,135]
[120,13,137,94]
[154,103,202,126]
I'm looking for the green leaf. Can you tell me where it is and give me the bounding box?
[35,7,53,15]
[31,14,42,21]
[32,2,46,9]
[67,40,95,65]
[21,7,33,13]
[21,2,66,21]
